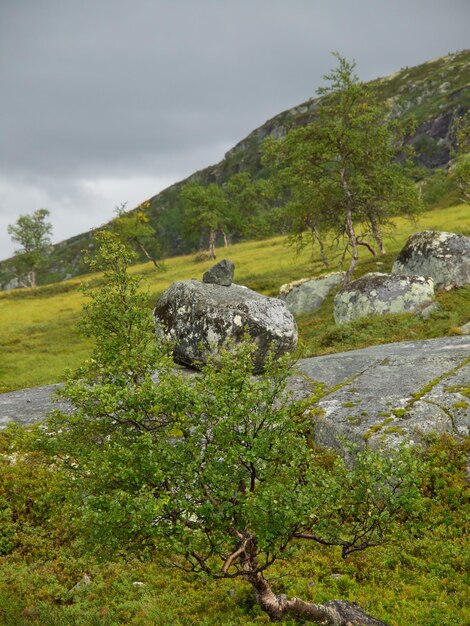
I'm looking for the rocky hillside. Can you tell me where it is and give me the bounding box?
[1,50,469,289]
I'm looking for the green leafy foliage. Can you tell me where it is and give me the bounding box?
[41,232,177,553]
[263,54,421,282]
[109,201,163,268]
[34,232,429,624]
[139,343,423,580]
[224,172,275,239]
[7,209,53,288]
[179,182,231,258]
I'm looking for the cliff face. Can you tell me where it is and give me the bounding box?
[211,50,469,177]
[1,50,469,289]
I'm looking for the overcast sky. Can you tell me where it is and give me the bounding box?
[0,0,469,259]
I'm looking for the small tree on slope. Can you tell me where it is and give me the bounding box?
[179,181,231,259]
[109,201,162,268]
[42,232,422,625]
[7,208,53,288]
[263,54,420,283]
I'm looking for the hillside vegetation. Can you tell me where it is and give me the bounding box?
[1,203,469,393]
[1,50,468,289]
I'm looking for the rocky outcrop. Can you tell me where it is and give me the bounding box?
[2,337,469,455]
[153,278,297,373]
[334,273,434,323]
[279,272,345,315]
[292,336,470,452]
[392,231,470,289]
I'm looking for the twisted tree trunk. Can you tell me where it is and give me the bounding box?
[208,229,217,259]
[344,208,359,285]
[247,573,389,625]
[368,213,386,254]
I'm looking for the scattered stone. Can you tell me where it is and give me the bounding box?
[459,321,470,335]
[392,230,470,289]
[132,581,146,587]
[419,301,442,319]
[202,259,235,286]
[68,573,92,595]
[154,279,297,373]
[334,273,434,324]
[279,272,345,315]
[279,277,310,298]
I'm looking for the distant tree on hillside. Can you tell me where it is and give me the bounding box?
[109,201,162,268]
[179,182,230,259]
[263,53,421,283]
[224,172,275,239]
[7,208,53,288]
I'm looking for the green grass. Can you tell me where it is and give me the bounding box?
[1,203,469,392]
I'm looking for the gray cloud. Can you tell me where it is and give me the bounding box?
[1,0,469,257]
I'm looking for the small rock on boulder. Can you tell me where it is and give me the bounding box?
[279,272,345,315]
[202,259,235,286]
[334,273,434,324]
[154,280,297,373]
[392,230,470,289]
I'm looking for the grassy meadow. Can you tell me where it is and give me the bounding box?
[1,203,469,393]
[0,203,469,625]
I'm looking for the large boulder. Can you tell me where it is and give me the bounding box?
[334,272,434,323]
[154,279,297,373]
[279,272,345,315]
[392,230,470,289]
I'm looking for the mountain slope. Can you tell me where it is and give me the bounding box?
[1,50,469,289]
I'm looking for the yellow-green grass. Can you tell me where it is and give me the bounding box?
[1,204,469,393]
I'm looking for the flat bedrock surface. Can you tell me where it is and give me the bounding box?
[2,336,469,449]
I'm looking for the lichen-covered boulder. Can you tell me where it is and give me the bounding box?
[154,280,298,372]
[392,230,470,289]
[279,272,345,315]
[334,273,434,323]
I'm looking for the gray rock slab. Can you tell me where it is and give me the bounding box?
[0,385,66,430]
[292,335,470,450]
[1,337,469,455]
